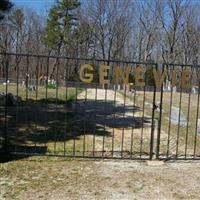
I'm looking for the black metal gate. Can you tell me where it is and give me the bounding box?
[1,52,200,160]
[156,63,200,160]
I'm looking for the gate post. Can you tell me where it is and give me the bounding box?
[4,53,8,153]
[150,71,157,160]
[156,64,164,159]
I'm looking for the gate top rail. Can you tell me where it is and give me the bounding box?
[2,52,199,67]
[0,52,157,65]
[163,63,200,67]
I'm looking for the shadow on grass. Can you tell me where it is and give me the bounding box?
[0,95,151,161]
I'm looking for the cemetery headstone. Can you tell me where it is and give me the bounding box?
[117,84,121,90]
[173,86,177,93]
[163,86,166,92]
[163,80,171,92]
[167,81,171,91]
[170,106,187,127]
[192,86,197,94]
[3,80,10,85]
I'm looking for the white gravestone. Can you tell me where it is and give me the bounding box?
[163,80,170,92]
[167,81,171,91]
[192,87,197,94]
[170,106,187,127]
[173,86,177,93]
[163,85,166,92]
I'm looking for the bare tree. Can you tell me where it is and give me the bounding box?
[80,0,133,61]
[158,0,189,63]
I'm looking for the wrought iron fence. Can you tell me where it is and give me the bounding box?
[0,52,200,160]
[157,63,200,160]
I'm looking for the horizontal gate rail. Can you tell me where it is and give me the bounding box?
[0,52,157,65]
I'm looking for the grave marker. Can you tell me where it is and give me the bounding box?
[170,106,187,127]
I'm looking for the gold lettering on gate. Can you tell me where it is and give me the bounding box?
[171,70,178,87]
[153,69,167,88]
[181,69,191,89]
[99,65,110,84]
[135,66,145,87]
[115,66,131,84]
[79,64,94,83]
[79,64,193,89]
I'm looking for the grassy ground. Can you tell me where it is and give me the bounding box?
[1,83,200,159]
[126,89,200,158]
[1,157,200,200]
[0,83,153,159]
[0,83,84,155]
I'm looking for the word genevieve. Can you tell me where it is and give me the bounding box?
[79,64,191,88]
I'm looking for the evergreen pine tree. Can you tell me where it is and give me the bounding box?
[44,0,80,52]
[0,0,13,20]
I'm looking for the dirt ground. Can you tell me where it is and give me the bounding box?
[1,157,200,200]
[1,87,200,200]
[75,88,153,157]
